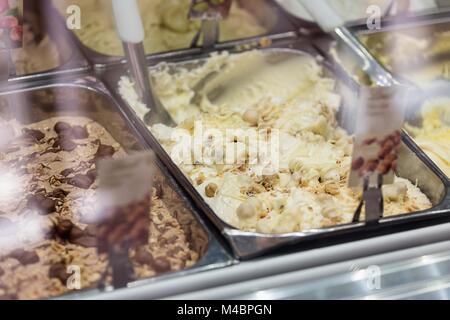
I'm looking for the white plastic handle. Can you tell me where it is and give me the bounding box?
[298,0,344,32]
[112,0,145,43]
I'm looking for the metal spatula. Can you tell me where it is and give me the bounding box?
[112,0,175,127]
[189,0,232,49]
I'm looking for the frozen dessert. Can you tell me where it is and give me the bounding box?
[11,22,61,75]
[406,98,450,177]
[358,26,450,85]
[330,22,450,86]
[119,50,432,234]
[52,0,270,56]
[0,116,203,300]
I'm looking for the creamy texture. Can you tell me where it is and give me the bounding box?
[406,98,450,177]
[53,0,269,56]
[119,50,432,234]
[359,28,450,85]
[331,26,450,86]
[0,116,202,300]
[11,23,61,75]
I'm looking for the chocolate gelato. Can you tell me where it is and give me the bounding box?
[0,116,203,300]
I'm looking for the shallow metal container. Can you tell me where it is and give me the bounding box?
[313,9,450,87]
[101,38,450,259]
[4,0,88,86]
[0,75,233,299]
[50,0,299,69]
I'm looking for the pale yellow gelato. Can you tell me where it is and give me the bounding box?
[358,26,450,85]
[53,0,270,56]
[406,98,450,177]
[119,50,432,234]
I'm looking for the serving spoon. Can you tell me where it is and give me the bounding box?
[112,0,175,127]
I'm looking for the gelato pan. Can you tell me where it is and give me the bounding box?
[53,0,274,57]
[330,17,450,86]
[358,25,450,85]
[119,50,432,234]
[0,85,210,300]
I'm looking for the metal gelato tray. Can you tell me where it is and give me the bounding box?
[313,9,450,86]
[0,76,233,300]
[102,43,450,260]
[5,0,88,86]
[50,0,299,69]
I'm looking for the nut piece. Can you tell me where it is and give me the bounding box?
[383,182,407,201]
[205,183,218,198]
[236,198,261,220]
[322,169,340,182]
[324,182,340,195]
[242,108,260,126]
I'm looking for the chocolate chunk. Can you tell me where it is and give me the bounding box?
[27,194,56,215]
[153,257,171,273]
[56,138,77,152]
[86,169,97,179]
[94,144,115,160]
[47,188,69,199]
[69,225,84,239]
[60,168,74,177]
[70,126,88,139]
[22,128,45,141]
[135,247,154,265]
[9,249,40,265]
[68,174,95,189]
[0,267,4,277]
[54,122,71,134]
[154,184,164,198]
[56,220,73,239]
[69,226,97,247]
[48,263,69,285]
[70,235,97,248]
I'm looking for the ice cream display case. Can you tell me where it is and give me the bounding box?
[102,41,450,259]
[4,0,88,85]
[0,75,232,300]
[50,0,299,68]
[0,0,450,300]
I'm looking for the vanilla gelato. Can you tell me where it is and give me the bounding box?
[119,50,432,234]
[359,26,450,85]
[53,0,269,56]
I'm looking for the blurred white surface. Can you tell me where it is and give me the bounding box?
[276,0,439,22]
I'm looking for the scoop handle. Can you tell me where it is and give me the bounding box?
[297,0,344,32]
[111,0,145,43]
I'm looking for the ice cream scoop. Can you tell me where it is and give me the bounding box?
[112,0,175,126]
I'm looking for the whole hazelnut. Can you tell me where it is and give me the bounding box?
[236,198,261,219]
[242,109,260,126]
[205,183,218,198]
